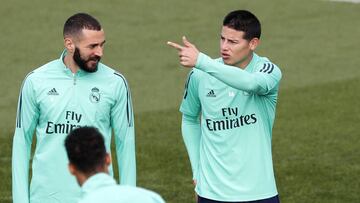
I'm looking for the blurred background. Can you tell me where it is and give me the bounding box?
[0,0,359,202]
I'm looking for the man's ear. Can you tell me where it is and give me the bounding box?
[64,37,75,53]
[249,38,260,51]
[68,163,76,175]
[105,153,111,166]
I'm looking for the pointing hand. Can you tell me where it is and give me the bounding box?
[167,36,199,68]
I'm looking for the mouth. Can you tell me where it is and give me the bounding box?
[221,53,230,59]
[86,59,99,68]
[88,60,98,65]
[88,57,100,64]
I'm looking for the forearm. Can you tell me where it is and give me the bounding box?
[181,114,201,180]
[116,125,136,186]
[195,53,261,92]
[12,128,31,203]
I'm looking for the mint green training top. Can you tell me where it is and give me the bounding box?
[180,52,282,201]
[79,173,165,203]
[12,50,136,203]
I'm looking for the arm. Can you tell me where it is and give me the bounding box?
[195,53,282,95]
[167,37,281,95]
[12,73,39,203]
[181,114,201,180]
[111,75,136,186]
[179,69,201,180]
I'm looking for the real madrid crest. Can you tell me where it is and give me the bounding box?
[89,87,101,103]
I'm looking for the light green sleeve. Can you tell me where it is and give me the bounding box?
[12,72,39,203]
[111,76,136,186]
[179,69,201,116]
[179,69,201,180]
[195,53,282,95]
[182,114,201,180]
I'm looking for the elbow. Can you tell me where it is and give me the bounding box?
[182,114,200,124]
[241,80,261,92]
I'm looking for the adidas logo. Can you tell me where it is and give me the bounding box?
[47,88,59,95]
[206,90,216,97]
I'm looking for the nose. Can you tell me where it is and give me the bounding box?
[95,46,103,57]
[221,40,229,51]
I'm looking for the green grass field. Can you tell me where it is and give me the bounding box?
[1,0,360,202]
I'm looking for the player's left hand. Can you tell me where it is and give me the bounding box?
[193,179,198,202]
[167,36,199,68]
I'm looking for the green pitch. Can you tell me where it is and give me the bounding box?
[1,0,359,202]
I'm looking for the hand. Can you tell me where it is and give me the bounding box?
[167,36,199,68]
[193,179,198,202]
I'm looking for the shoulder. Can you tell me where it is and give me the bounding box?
[22,59,61,83]
[187,68,204,82]
[214,57,224,63]
[254,54,282,78]
[183,68,204,93]
[117,186,164,202]
[97,63,130,87]
[80,185,164,203]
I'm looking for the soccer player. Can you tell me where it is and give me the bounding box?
[12,13,136,203]
[65,126,165,203]
[167,10,282,203]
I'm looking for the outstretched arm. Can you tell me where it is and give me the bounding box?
[167,36,281,94]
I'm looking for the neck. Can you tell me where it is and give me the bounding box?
[77,173,91,186]
[235,52,254,69]
[63,53,80,73]
[78,166,109,186]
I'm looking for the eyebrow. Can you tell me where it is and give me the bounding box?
[89,40,106,47]
[220,35,238,42]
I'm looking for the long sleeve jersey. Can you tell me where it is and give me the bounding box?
[180,52,281,201]
[12,50,136,203]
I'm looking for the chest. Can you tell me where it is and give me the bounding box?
[34,77,114,122]
[198,77,259,118]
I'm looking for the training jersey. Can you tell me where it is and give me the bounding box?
[180,52,282,201]
[79,173,165,203]
[12,50,136,203]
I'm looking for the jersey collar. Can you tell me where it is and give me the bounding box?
[59,49,91,77]
[81,173,116,196]
[244,52,259,72]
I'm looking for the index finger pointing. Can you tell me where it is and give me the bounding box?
[167,41,183,50]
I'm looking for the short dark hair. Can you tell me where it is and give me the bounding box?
[223,10,261,40]
[65,126,106,174]
[63,13,102,38]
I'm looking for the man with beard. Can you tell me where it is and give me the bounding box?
[12,13,136,203]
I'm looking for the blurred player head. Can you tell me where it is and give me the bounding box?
[220,10,261,68]
[65,126,111,186]
[63,13,105,73]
